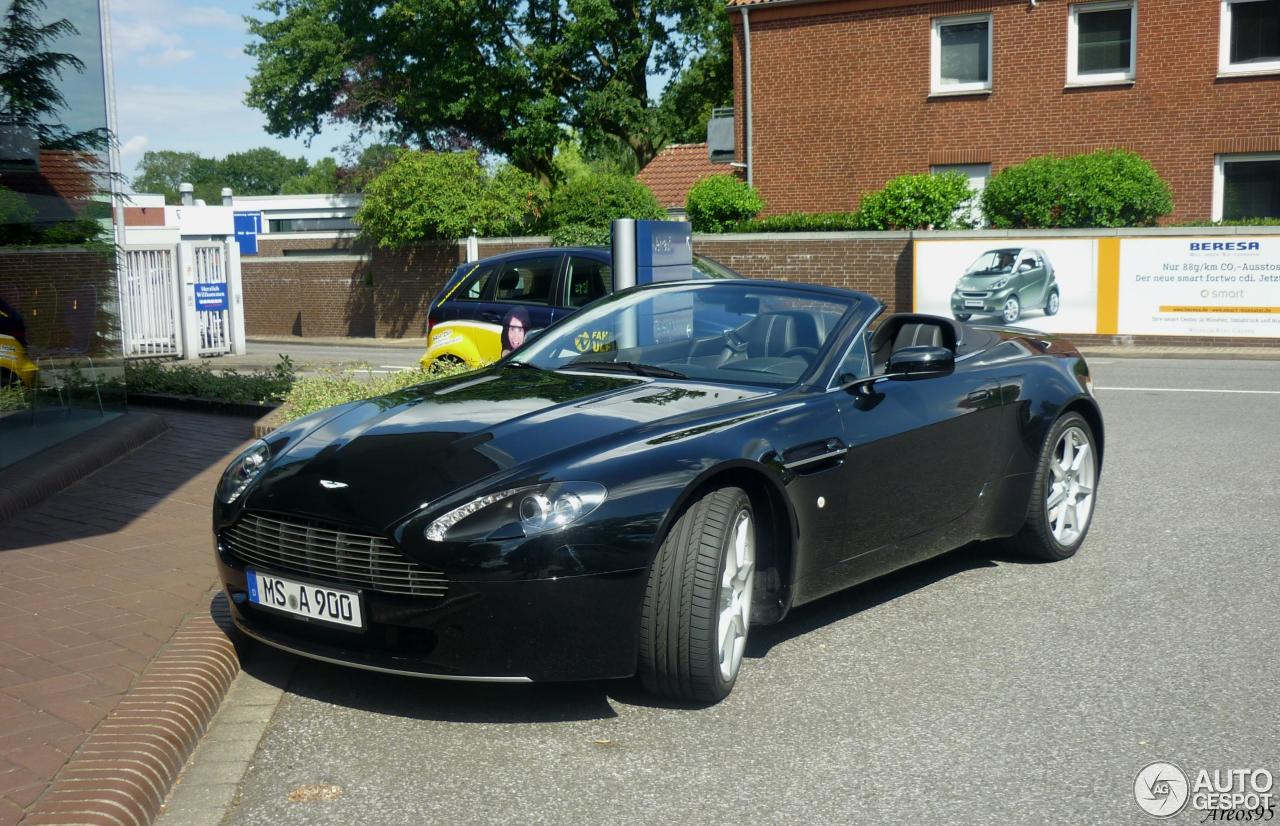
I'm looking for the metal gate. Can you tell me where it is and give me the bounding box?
[193,243,232,355]
[120,246,180,357]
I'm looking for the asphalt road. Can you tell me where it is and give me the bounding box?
[198,358,1279,825]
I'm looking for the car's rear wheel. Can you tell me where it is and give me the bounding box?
[1009,412,1098,561]
[953,313,972,322]
[0,368,17,388]
[1044,289,1061,316]
[1002,296,1021,324]
[638,486,755,703]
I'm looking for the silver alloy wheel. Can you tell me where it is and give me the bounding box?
[1047,291,1060,314]
[1003,297,1020,323]
[1046,425,1096,547]
[717,509,755,682]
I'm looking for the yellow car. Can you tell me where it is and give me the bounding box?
[0,334,37,387]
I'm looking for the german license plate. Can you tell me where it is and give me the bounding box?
[245,568,363,629]
[964,299,983,308]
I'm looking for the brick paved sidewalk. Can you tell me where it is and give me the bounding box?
[0,408,253,825]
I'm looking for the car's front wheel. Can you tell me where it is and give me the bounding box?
[1009,412,1098,561]
[638,486,755,703]
[1002,296,1021,323]
[1044,289,1061,316]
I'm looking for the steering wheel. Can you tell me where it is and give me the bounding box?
[780,346,819,361]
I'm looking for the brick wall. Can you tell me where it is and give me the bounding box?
[239,237,551,337]
[0,246,121,358]
[732,0,1280,223]
[694,234,912,312]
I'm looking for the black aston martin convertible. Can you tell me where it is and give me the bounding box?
[214,279,1102,702]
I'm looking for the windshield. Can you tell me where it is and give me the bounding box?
[965,249,1021,276]
[512,282,862,387]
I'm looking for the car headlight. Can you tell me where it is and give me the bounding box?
[991,278,1009,290]
[425,482,607,543]
[217,440,271,504]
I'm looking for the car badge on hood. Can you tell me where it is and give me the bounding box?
[319,480,349,490]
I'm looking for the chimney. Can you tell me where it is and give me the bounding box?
[221,187,233,207]
[179,182,194,206]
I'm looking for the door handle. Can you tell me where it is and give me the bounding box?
[966,389,993,403]
[782,438,847,471]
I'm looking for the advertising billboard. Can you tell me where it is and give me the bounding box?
[914,239,1099,334]
[1117,238,1280,337]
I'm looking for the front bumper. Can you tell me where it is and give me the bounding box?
[950,288,1011,315]
[216,550,648,682]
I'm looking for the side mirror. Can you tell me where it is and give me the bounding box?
[886,345,954,381]
[1018,260,1035,272]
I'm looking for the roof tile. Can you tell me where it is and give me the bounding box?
[635,143,736,209]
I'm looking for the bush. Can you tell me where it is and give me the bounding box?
[685,174,764,232]
[125,357,296,405]
[729,212,863,233]
[1175,217,1280,227]
[548,173,665,235]
[551,222,611,247]
[982,150,1173,228]
[854,172,974,230]
[278,363,471,423]
[356,151,548,246]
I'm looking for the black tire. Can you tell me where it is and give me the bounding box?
[1044,288,1061,316]
[953,313,972,322]
[638,486,753,703]
[1008,412,1098,562]
[429,354,466,374]
[0,368,16,388]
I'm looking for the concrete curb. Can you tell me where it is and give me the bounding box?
[0,411,168,524]
[22,594,241,826]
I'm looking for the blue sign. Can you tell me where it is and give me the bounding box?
[635,220,693,284]
[194,282,228,312]
[234,211,262,256]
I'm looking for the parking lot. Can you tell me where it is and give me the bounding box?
[176,357,1279,825]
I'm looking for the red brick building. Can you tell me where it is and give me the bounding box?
[727,0,1280,223]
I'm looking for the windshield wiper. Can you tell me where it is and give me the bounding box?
[559,360,688,379]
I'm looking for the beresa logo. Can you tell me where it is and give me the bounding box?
[1189,241,1262,251]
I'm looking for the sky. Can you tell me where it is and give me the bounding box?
[106,0,356,183]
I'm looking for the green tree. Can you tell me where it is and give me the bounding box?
[132,150,221,203]
[219,147,309,195]
[282,156,340,194]
[355,150,547,246]
[548,172,664,246]
[336,144,404,193]
[245,0,730,184]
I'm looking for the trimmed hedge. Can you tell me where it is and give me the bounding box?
[729,212,863,233]
[981,150,1173,228]
[685,174,764,232]
[854,171,974,230]
[548,173,665,244]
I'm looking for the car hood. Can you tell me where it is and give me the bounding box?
[243,367,769,531]
[957,272,1011,290]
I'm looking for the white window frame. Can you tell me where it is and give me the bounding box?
[1219,0,1280,77]
[931,163,991,227]
[1067,0,1137,86]
[1213,152,1280,221]
[931,13,993,96]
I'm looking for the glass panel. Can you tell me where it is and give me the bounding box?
[1077,8,1132,73]
[1230,0,1280,64]
[565,258,612,308]
[456,265,496,301]
[1,0,127,468]
[1223,159,1280,220]
[939,21,989,85]
[494,257,557,305]
[267,217,357,232]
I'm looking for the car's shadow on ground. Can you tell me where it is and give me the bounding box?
[234,539,1037,723]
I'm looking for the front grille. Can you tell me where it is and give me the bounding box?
[224,512,447,598]
[960,291,990,298]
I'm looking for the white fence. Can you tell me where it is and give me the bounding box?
[117,240,245,359]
